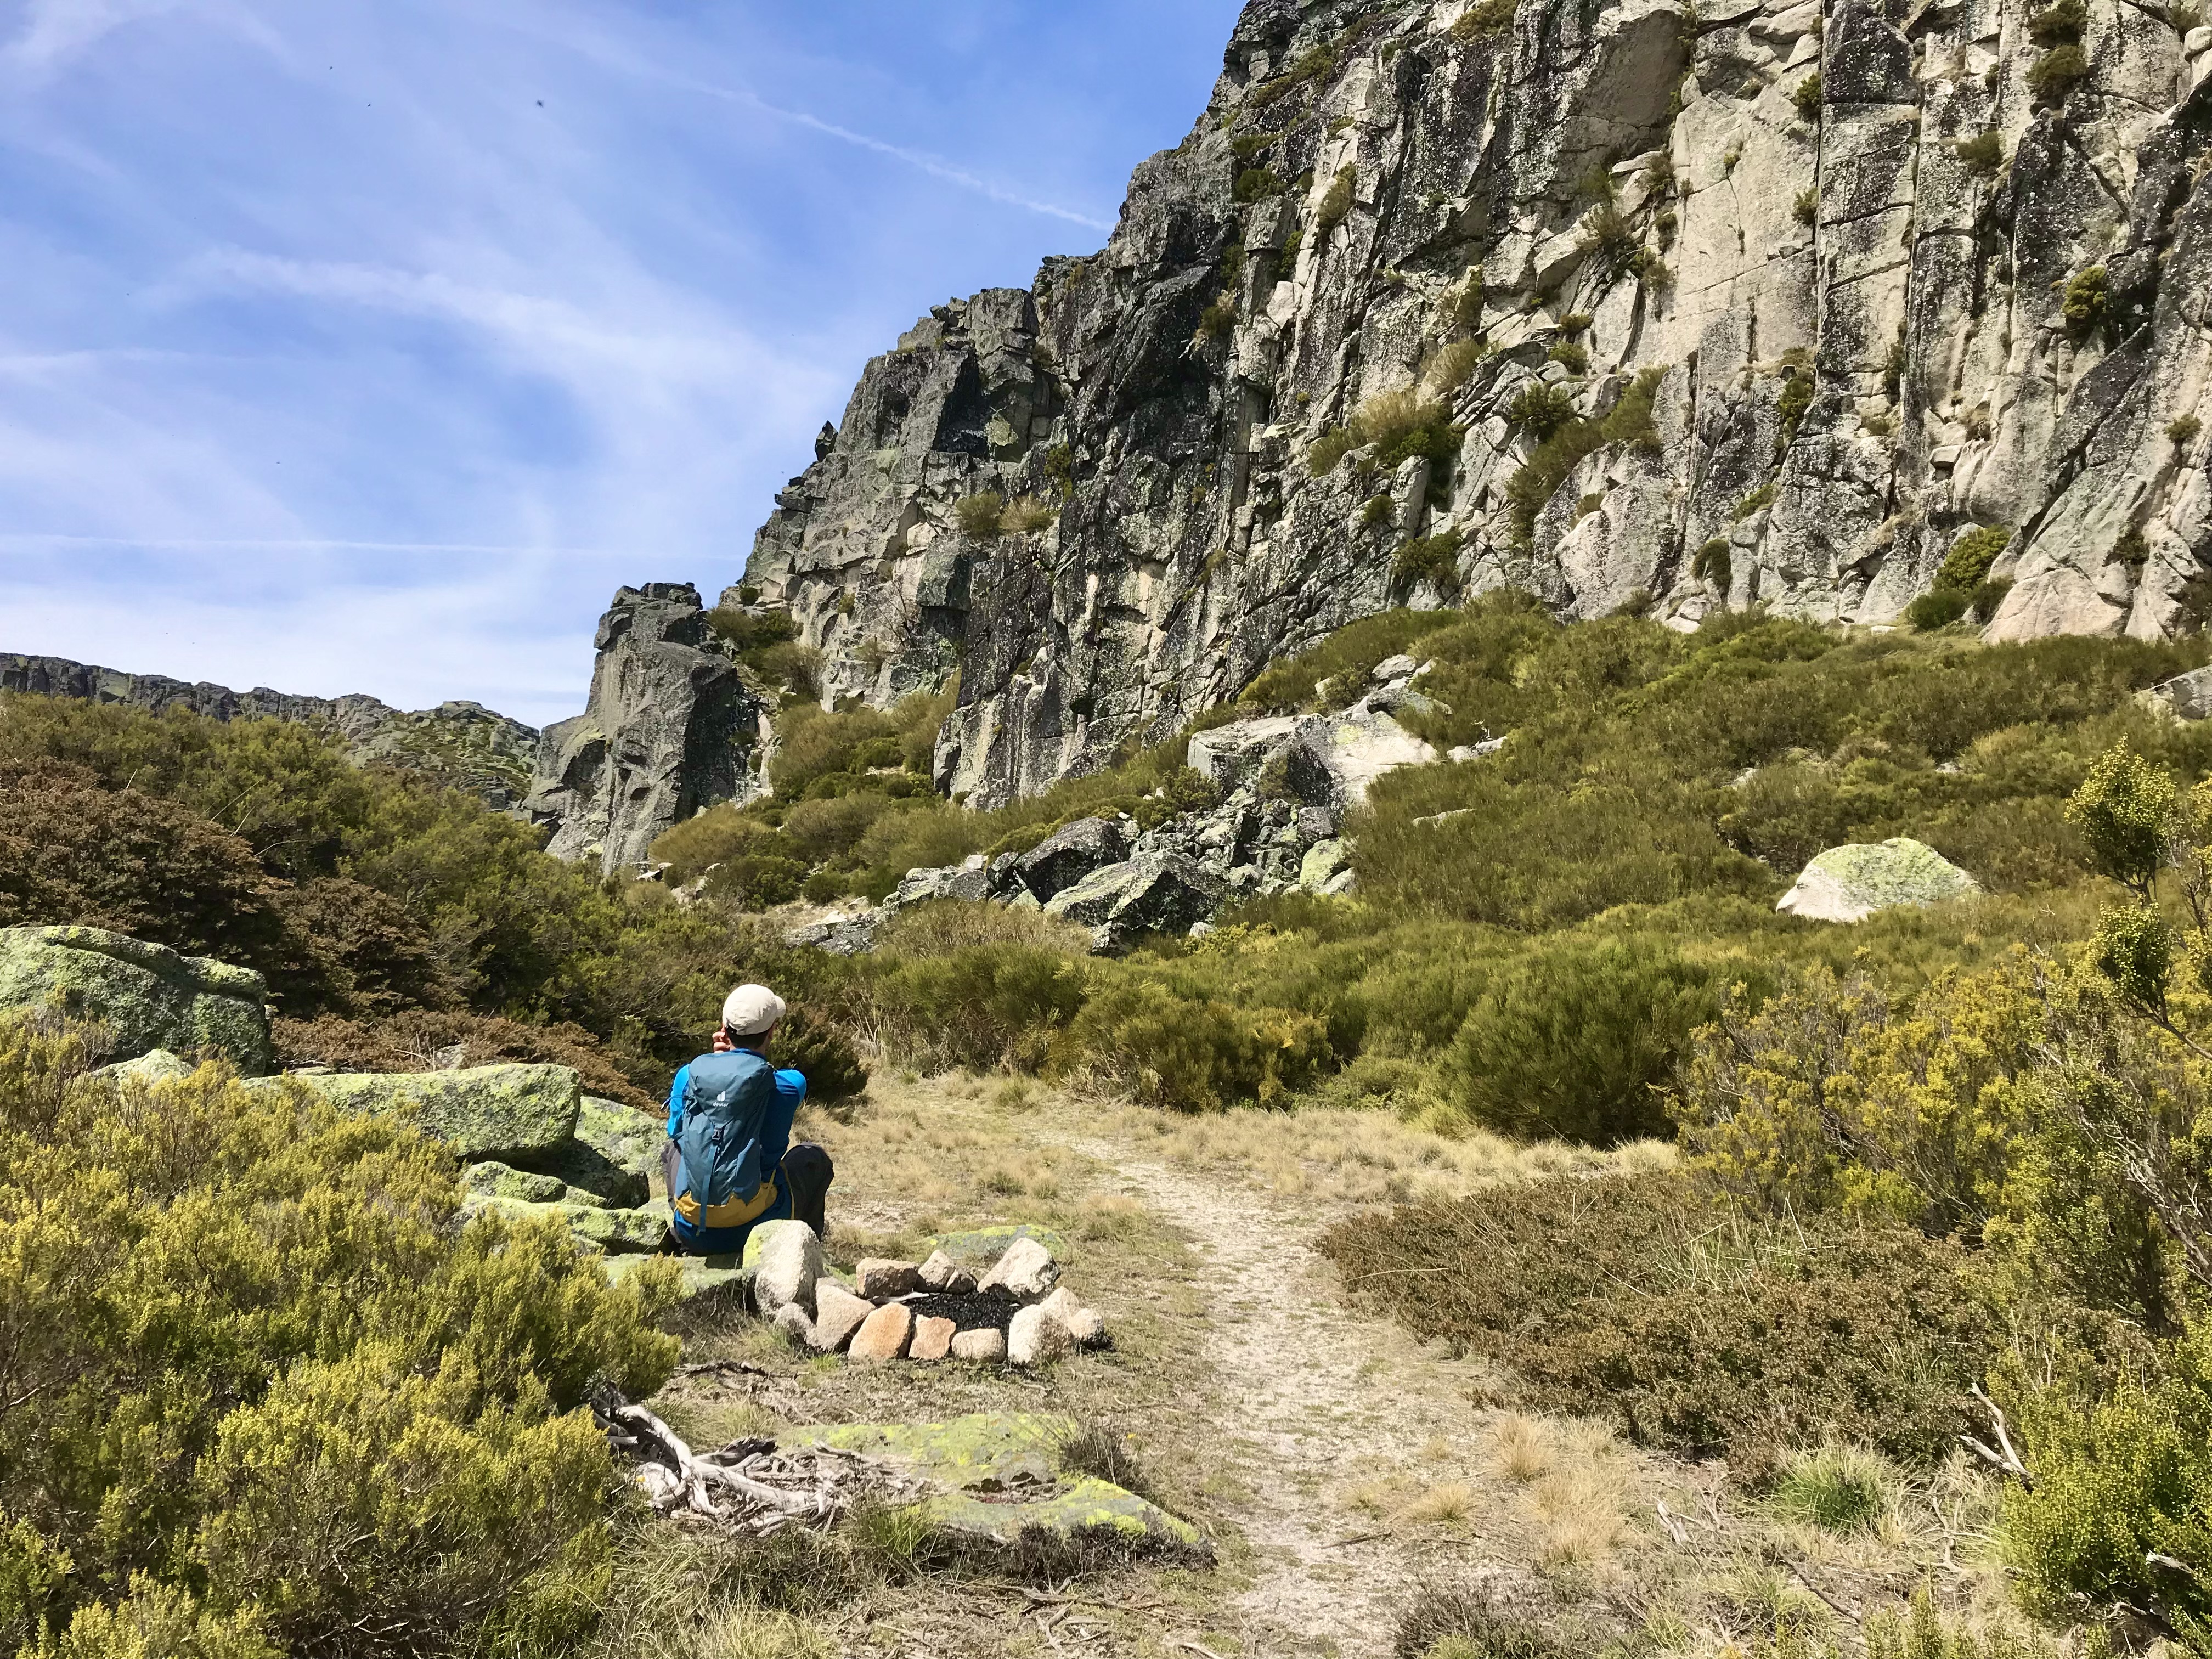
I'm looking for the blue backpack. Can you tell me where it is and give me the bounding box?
[673,1049,778,1216]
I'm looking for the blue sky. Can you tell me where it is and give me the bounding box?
[0,0,1243,727]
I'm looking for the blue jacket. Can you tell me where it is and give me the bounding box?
[665,1058,806,1252]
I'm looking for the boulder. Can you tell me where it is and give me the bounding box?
[951,1327,1007,1363]
[512,1095,658,1208]
[850,1303,914,1363]
[978,1236,1060,1300]
[1184,710,1437,814]
[1372,653,1419,681]
[745,1220,824,1318]
[89,1048,196,1088]
[773,1302,816,1347]
[909,1314,958,1362]
[1186,716,1302,795]
[1013,816,1131,900]
[1007,1303,1073,1367]
[604,1254,748,1306]
[854,1259,923,1299]
[1037,1286,1105,1347]
[1042,852,1226,952]
[1777,838,1982,924]
[2145,667,2212,720]
[924,1224,1068,1272]
[464,1195,665,1254]
[0,926,272,1074]
[462,1161,569,1204]
[256,1064,582,1161]
[916,1249,978,1294]
[883,861,993,912]
[1298,838,1352,892]
[809,1282,876,1353]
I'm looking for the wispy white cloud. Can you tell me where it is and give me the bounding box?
[716,87,1116,233]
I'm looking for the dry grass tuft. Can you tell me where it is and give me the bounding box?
[1490,1412,1558,1485]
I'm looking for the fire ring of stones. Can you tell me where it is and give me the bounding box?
[745,1222,1107,1367]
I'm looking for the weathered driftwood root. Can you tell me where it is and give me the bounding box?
[595,1391,925,1533]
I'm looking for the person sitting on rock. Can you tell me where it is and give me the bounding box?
[662,983,833,1256]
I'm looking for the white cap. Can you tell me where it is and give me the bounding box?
[720,984,786,1037]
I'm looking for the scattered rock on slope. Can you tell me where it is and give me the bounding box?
[1776,838,1982,923]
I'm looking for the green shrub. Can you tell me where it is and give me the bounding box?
[1423,336,1487,396]
[1793,187,1819,225]
[1395,531,1467,596]
[1361,493,1395,528]
[1451,0,1519,38]
[860,943,1088,1073]
[1956,129,2005,173]
[1321,1172,1997,1478]
[1440,935,1725,1143]
[2029,43,2091,104]
[1770,1444,1890,1532]
[1316,165,1358,236]
[1001,492,1059,533]
[953,491,1007,538]
[1792,71,1823,120]
[1547,340,1588,374]
[1940,525,2012,592]
[1906,589,1971,630]
[1505,382,1577,441]
[2062,263,2108,339]
[1502,366,1667,554]
[1058,979,1333,1111]
[1349,388,1463,471]
[1576,204,1641,280]
[1694,537,1733,591]
[1234,166,1283,202]
[0,1018,679,1656]
[1308,426,1358,475]
[2172,413,2204,447]
[2029,0,2086,44]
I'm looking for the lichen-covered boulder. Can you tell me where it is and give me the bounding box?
[465,1194,666,1254]
[88,1049,197,1088]
[251,1063,582,1159]
[511,1094,658,1208]
[777,1414,1206,1558]
[0,926,272,1073]
[1777,838,1982,924]
[462,1161,568,1204]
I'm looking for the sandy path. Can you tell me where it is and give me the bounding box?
[1066,1137,1494,1657]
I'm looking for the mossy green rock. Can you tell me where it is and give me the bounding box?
[778,1414,1205,1556]
[89,1049,198,1088]
[510,1095,658,1207]
[263,1063,582,1159]
[1776,837,1981,924]
[467,1194,666,1254]
[781,1413,1071,1485]
[462,1160,568,1204]
[920,1478,1206,1553]
[922,1224,1071,1269]
[0,926,272,1074]
[604,1255,749,1304]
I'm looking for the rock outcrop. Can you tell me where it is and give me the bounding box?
[0,653,539,809]
[737,0,2212,808]
[521,584,774,874]
[0,925,273,1073]
[1777,837,1983,921]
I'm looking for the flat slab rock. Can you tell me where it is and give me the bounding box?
[774,1413,1205,1556]
[1776,837,1981,924]
[246,1063,584,1162]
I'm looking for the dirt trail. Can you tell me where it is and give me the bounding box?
[1067,1137,1497,1658]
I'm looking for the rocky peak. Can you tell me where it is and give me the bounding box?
[522,584,771,874]
[734,0,2212,807]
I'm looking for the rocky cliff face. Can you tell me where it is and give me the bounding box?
[740,0,2212,806]
[521,584,772,874]
[0,652,539,809]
